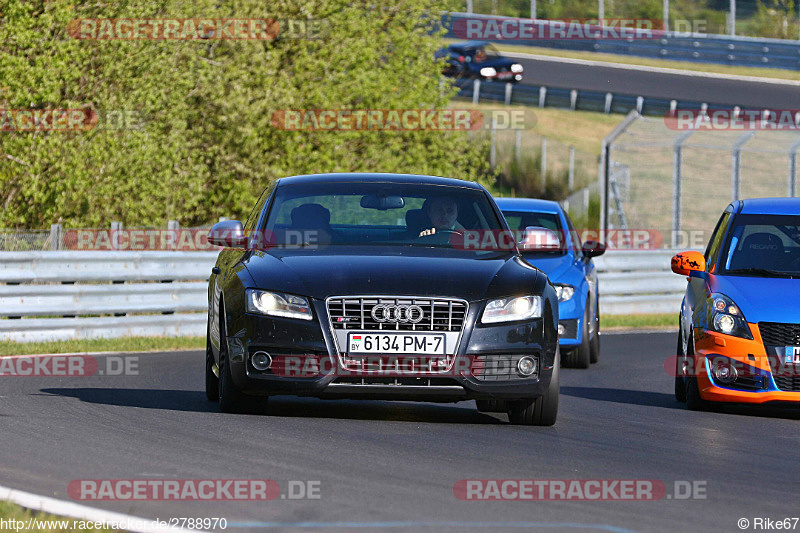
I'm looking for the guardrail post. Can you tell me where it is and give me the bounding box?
[636,96,644,114]
[539,86,547,108]
[568,146,575,190]
[570,90,578,111]
[49,224,63,251]
[672,131,694,248]
[670,100,677,114]
[110,221,122,251]
[731,131,755,202]
[515,129,522,168]
[789,139,800,197]
[490,116,497,170]
[472,79,481,105]
[604,93,613,114]
[540,137,547,190]
[167,220,180,252]
[504,82,513,106]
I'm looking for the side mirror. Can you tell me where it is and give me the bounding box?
[671,250,706,276]
[519,226,563,252]
[208,220,247,248]
[581,240,606,258]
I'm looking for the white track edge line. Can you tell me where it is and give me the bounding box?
[0,483,205,533]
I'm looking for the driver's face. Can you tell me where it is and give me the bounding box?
[427,198,458,229]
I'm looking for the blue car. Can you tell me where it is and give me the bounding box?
[496,198,606,368]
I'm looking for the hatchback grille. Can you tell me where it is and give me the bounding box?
[772,375,800,392]
[327,297,467,332]
[759,322,800,347]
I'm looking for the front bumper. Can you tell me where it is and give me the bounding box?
[691,325,800,404]
[224,300,556,402]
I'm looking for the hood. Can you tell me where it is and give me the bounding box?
[242,246,544,302]
[519,254,576,283]
[709,274,800,324]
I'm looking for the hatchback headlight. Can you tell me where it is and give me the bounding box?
[707,293,751,339]
[480,67,497,77]
[510,63,523,73]
[246,289,313,321]
[482,296,542,324]
[554,284,575,302]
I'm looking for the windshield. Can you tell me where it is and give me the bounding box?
[261,181,507,252]
[472,44,500,63]
[720,214,800,277]
[501,210,567,256]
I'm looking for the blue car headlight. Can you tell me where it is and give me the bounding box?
[246,289,313,321]
[554,284,575,302]
[706,293,752,339]
[482,296,542,324]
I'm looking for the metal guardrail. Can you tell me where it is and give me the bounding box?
[445,13,800,70]
[0,250,685,342]
[457,77,741,117]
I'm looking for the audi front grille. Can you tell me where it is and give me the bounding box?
[327,296,467,332]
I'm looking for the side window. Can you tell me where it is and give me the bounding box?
[564,212,582,257]
[705,212,731,272]
[244,182,275,232]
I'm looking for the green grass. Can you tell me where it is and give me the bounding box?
[444,38,800,82]
[0,501,109,532]
[603,313,676,330]
[0,336,204,356]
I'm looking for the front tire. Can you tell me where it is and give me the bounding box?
[507,348,559,426]
[674,324,687,403]
[589,305,600,364]
[217,304,249,414]
[205,330,219,401]
[563,309,591,369]
[682,329,707,411]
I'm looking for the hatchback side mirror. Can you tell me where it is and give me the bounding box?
[208,220,247,248]
[581,240,605,258]
[518,226,563,252]
[671,250,706,276]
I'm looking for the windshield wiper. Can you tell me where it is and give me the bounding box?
[726,267,799,279]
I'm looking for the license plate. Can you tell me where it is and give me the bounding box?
[785,346,800,364]
[347,333,445,355]
[496,71,513,78]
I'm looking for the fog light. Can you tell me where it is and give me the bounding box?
[712,361,737,384]
[517,356,537,377]
[558,324,565,335]
[251,351,272,371]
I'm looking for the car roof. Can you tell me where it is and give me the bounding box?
[276,173,483,190]
[449,41,491,51]
[494,197,563,214]
[738,197,800,215]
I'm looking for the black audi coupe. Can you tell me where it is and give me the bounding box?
[205,173,560,425]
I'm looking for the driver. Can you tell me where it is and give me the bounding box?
[419,197,463,237]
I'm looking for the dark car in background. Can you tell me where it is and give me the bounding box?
[496,198,605,369]
[435,41,523,83]
[205,173,560,425]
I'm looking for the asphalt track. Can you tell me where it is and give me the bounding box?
[511,54,800,109]
[2,332,800,532]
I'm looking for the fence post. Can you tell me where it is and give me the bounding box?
[466,0,473,12]
[672,131,694,248]
[790,139,800,197]
[540,137,547,190]
[731,132,755,202]
[568,146,575,191]
[167,220,180,251]
[472,79,481,105]
[515,129,522,168]
[110,221,122,251]
[49,224,62,251]
[504,82,513,106]
[490,116,497,171]
[604,93,613,114]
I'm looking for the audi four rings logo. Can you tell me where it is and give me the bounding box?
[371,304,425,323]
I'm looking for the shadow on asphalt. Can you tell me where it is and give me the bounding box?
[38,388,506,424]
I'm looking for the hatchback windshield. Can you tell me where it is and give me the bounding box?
[720,214,800,277]
[262,181,506,250]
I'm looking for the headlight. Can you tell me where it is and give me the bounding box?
[245,289,313,321]
[706,293,751,339]
[554,284,575,302]
[510,63,523,73]
[482,296,542,324]
[479,67,497,77]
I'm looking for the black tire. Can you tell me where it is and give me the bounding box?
[205,328,219,402]
[682,329,707,411]
[589,305,600,364]
[674,325,687,403]
[217,304,249,414]
[563,309,591,369]
[507,348,559,426]
[476,399,507,413]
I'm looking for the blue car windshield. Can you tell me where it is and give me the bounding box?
[721,214,800,277]
[261,181,508,252]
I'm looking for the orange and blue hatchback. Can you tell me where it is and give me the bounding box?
[672,198,800,410]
